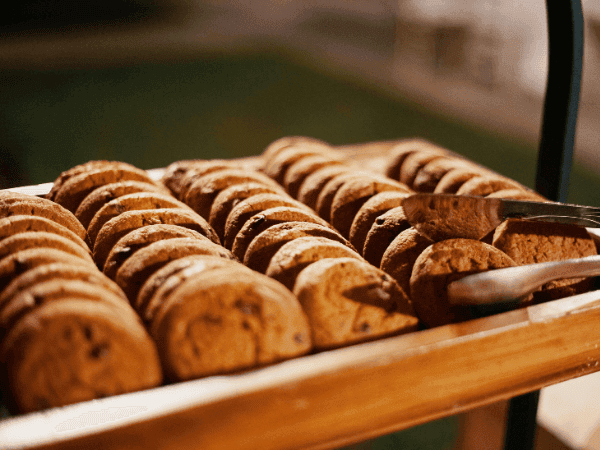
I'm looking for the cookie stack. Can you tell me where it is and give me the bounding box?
[0,190,162,414]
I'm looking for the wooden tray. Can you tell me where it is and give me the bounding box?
[1,142,600,450]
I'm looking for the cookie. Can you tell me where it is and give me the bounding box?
[348,191,410,254]
[492,219,597,302]
[456,176,526,196]
[244,221,352,273]
[53,165,159,213]
[362,206,412,266]
[92,208,220,270]
[265,236,363,290]
[161,159,240,200]
[1,299,162,413]
[433,168,490,194]
[150,266,311,381]
[329,177,412,238]
[75,180,171,229]
[486,189,548,201]
[283,154,345,199]
[114,237,236,304]
[136,255,243,319]
[398,149,449,187]
[380,228,434,298]
[409,238,518,327]
[261,135,330,166]
[0,215,89,251]
[296,165,353,210]
[412,157,476,192]
[383,139,432,181]
[183,169,283,220]
[0,193,87,241]
[231,206,334,262]
[262,143,338,185]
[293,257,419,350]
[208,182,285,240]
[102,224,210,280]
[222,193,314,250]
[86,192,191,247]
[140,256,246,324]
[0,231,93,264]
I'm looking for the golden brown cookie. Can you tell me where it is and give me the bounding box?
[362,206,412,266]
[0,248,97,293]
[222,193,314,250]
[208,182,286,240]
[161,159,240,200]
[136,255,243,319]
[433,168,490,194]
[1,298,162,413]
[53,165,159,213]
[492,219,598,302]
[261,135,330,166]
[0,231,93,264]
[0,215,89,251]
[244,221,352,274]
[265,236,363,290]
[315,171,386,223]
[114,237,235,304]
[283,154,345,199]
[412,157,476,192]
[102,224,210,280]
[380,228,434,298]
[398,149,449,187]
[410,238,518,327]
[75,180,171,229]
[0,193,87,241]
[296,165,353,210]
[348,191,410,254]
[86,192,190,247]
[92,208,220,270]
[330,177,412,238]
[486,189,548,201]
[262,143,338,185]
[231,206,334,262]
[383,139,432,181]
[456,176,526,196]
[150,266,311,381]
[183,169,283,220]
[293,257,419,350]
[141,257,246,324]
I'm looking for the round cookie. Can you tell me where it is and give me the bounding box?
[409,238,518,328]
[348,191,410,254]
[92,208,220,270]
[53,166,159,213]
[492,219,598,302]
[0,193,87,241]
[231,206,334,262]
[398,149,449,187]
[1,299,162,413]
[362,206,412,266]
[262,143,338,185]
[265,236,363,290]
[86,192,191,247]
[283,154,344,199]
[103,224,211,280]
[75,180,171,229]
[293,257,419,350]
[383,139,432,181]
[141,257,246,324]
[183,169,284,220]
[136,255,243,318]
[329,177,412,238]
[208,182,285,240]
[433,168,489,194]
[380,228,434,298]
[412,157,475,193]
[223,193,314,250]
[114,237,236,304]
[150,266,312,381]
[456,176,526,197]
[161,159,240,200]
[244,221,352,274]
[0,231,93,264]
[296,165,353,210]
[261,135,330,166]
[0,215,89,251]
[486,189,548,201]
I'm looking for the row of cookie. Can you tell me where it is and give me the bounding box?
[0,191,163,414]
[161,155,420,350]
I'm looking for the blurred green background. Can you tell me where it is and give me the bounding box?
[2,51,598,207]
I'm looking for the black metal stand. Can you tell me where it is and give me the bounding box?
[503,1,584,449]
